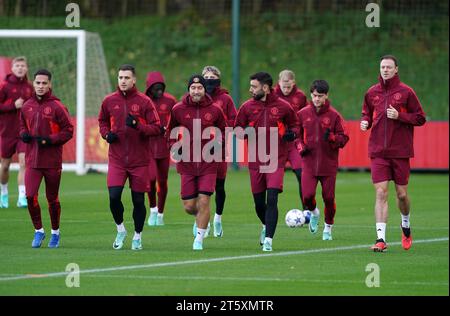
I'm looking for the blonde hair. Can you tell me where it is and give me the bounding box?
[202,65,221,78]
[279,69,295,81]
[12,56,27,65]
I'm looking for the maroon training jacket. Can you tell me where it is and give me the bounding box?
[297,101,349,176]
[0,74,33,139]
[209,87,237,127]
[19,90,74,168]
[274,83,307,112]
[167,93,227,176]
[98,86,162,168]
[145,72,177,159]
[234,91,299,170]
[361,74,426,158]
[274,83,308,156]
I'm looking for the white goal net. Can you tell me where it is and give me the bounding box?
[0,30,111,174]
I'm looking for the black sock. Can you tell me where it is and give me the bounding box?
[215,178,226,215]
[131,191,146,233]
[265,189,279,238]
[252,191,266,225]
[108,186,124,225]
[293,168,304,209]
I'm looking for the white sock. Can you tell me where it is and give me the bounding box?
[214,214,222,223]
[324,223,333,233]
[150,207,158,213]
[264,237,273,245]
[116,223,126,233]
[195,228,206,242]
[0,183,8,195]
[157,213,164,218]
[133,232,141,240]
[401,214,410,228]
[18,185,26,198]
[35,228,44,233]
[376,222,386,241]
[312,207,320,216]
[51,229,60,235]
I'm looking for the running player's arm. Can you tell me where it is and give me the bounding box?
[361,92,374,129]
[0,83,16,113]
[226,95,237,127]
[285,103,300,138]
[329,114,349,149]
[138,98,162,136]
[48,102,74,145]
[396,89,426,126]
[98,98,112,138]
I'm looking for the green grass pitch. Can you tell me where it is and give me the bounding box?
[0,170,448,296]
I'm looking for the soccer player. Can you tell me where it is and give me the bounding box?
[99,64,162,251]
[19,69,74,248]
[167,74,226,250]
[274,69,307,209]
[0,56,33,209]
[202,65,237,237]
[297,80,349,241]
[234,72,298,252]
[144,71,177,226]
[361,55,426,252]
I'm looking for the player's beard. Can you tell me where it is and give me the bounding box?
[253,90,265,101]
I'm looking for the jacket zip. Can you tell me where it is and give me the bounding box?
[384,89,388,152]
[34,103,41,168]
[196,105,200,176]
[124,95,129,166]
[315,111,319,175]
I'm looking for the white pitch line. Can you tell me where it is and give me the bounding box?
[0,237,447,282]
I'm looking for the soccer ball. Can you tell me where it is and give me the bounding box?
[285,209,306,228]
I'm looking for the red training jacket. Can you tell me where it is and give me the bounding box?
[0,74,33,139]
[167,93,227,176]
[361,74,426,158]
[98,86,162,168]
[274,83,308,157]
[234,91,299,170]
[19,90,73,168]
[274,83,307,112]
[145,72,177,159]
[297,100,349,176]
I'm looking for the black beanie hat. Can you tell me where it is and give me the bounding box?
[187,74,206,91]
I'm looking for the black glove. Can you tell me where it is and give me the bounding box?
[126,114,138,129]
[323,128,330,141]
[106,132,118,144]
[36,136,51,147]
[282,130,296,142]
[21,132,32,143]
[160,125,167,135]
[323,128,336,142]
[300,147,310,157]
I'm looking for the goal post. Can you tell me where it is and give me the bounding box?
[0,29,111,175]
